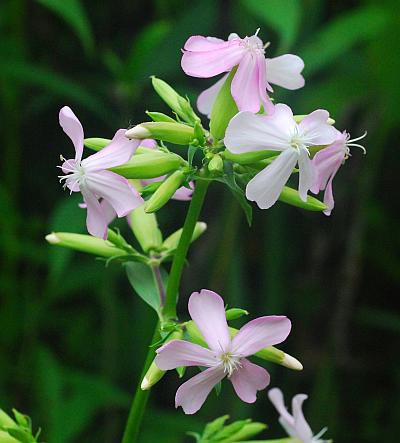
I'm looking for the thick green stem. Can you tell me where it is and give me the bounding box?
[162,178,209,321]
[121,322,159,443]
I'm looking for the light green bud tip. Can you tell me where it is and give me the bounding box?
[125,122,194,145]
[45,232,128,258]
[145,170,186,213]
[208,155,224,173]
[0,410,15,428]
[0,431,19,443]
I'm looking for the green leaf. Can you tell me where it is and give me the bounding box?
[300,5,390,75]
[36,0,94,54]
[242,0,302,51]
[125,262,167,314]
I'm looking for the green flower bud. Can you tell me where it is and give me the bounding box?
[125,122,195,145]
[151,77,199,124]
[210,68,238,141]
[279,186,327,212]
[141,330,184,390]
[145,171,186,213]
[146,111,177,123]
[208,155,224,173]
[46,232,128,258]
[111,151,184,179]
[129,205,163,253]
[0,431,19,443]
[225,308,249,321]
[223,421,267,441]
[294,114,335,125]
[0,410,15,429]
[162,222,207,251]
[84,137,110,151]
[223,149,277,165]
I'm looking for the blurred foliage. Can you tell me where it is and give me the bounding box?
[0,0,399,442]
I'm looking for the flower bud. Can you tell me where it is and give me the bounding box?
[146,111,177,123]
[279,186,327,212]
[208,155,224,173]
[224,149,277,165]
[46,232,128,258]
[141,329,184,390]
[111,151,184,179]
[0,410,15,428]
[162,222,207,251]
[84,137,110,151]
[294,114,335,125]
[145,170,186,213]
[151,77,199,124]
[125,122,195,145]
[224,422,267,441]
[129,205,163,253]
[0,431,19,443]
[225,308,248,321]
[210,68,238,141]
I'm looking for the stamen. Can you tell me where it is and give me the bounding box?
[263,41,271,49]
[346,131,367,154]
[313,426,328,441]
[255,27,260,36]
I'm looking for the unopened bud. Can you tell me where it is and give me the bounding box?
[126,122,195,145]
[146,111,177,123]
[0,431,19,443]
[225,422,267,441]
[129,205,163,253]
[294,114,335,125]
[224,149,277,165]
[84,137,110,151]
[162,222,207,251]
[145,170,186,213]
[208,155,224,173]
[46,232,128,258]
[111,151,184,179]
[225,308,248,321]
[0,410,15,428]
[279,186,327,212]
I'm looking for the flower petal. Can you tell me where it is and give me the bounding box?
[172,182,194,201]
[188,289,231,352]
[232,316,291,357]
[155,339,218,370]
[175,366,225,414]
[59,106,84,163]
[197,74,228,117]
[246,149,299,210]
[311,140,345,192]
[231,52,261,112]
[181,37,244,78]
[83,129,139,171]
[230,359,270,403]
[298,110,337,146]
[257,52,275,114]
[86,170,144,217]
[225,104,296,153]
[266,54,305,90]
[81,187,108,239]
[139,138,157,149]
[268,388,295,427]
[292,394,314,441]
[298,148,316,202]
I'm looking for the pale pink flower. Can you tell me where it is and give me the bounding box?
[311,130,366,215]
[155,289,291,414]
[182,31,284,114]
[268,388,329,442]
[197,52,305,117]
[58,106,144,239]
[224,104,337,210]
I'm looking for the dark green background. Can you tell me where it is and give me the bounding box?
[1,0,399,442]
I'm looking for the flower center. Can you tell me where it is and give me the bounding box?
[242,29,265,54]
[219,352,242,377]
[58,160,87,191]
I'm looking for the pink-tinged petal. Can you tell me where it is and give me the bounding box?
[155,339,217,370]
[197,74,228,117]
[181,41,244,78]
[86,170,144,217]
[81,187,108,239]
[311,141,345,192]
[225,105,297,153]
[257,52,275,115]
[299,110,337,146]
[172,182,194,201]
[230,359,270,403]
[183,35,230,51]
[246,149,299,210]
[322,170,339,216]
[100,199,117,225]
[140,138,157,149]
[292,394,314,441]
[232,316,291,357]
[298,148,316,202]
[231,52,261,112]
[175,366,225,414]
[188,290,231,352]
[59,106,84,162]
[266,55,305,90]
[83,129,139,171]
[268,388,295,427]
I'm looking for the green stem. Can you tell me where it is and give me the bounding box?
[162,178,209,321]
[121,321,159,443]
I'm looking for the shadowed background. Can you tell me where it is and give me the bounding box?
[0,0,399,442]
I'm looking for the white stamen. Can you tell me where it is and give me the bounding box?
[346,131,367,154]
[219,351,242,377]
[313,426,328,441]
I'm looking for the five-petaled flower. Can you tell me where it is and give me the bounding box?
[311,130,366,215]
[181,31,305,115]
[268,388,330,442]
[58,106,144,239]
[224,104,338,210]
[155,289,291,414]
